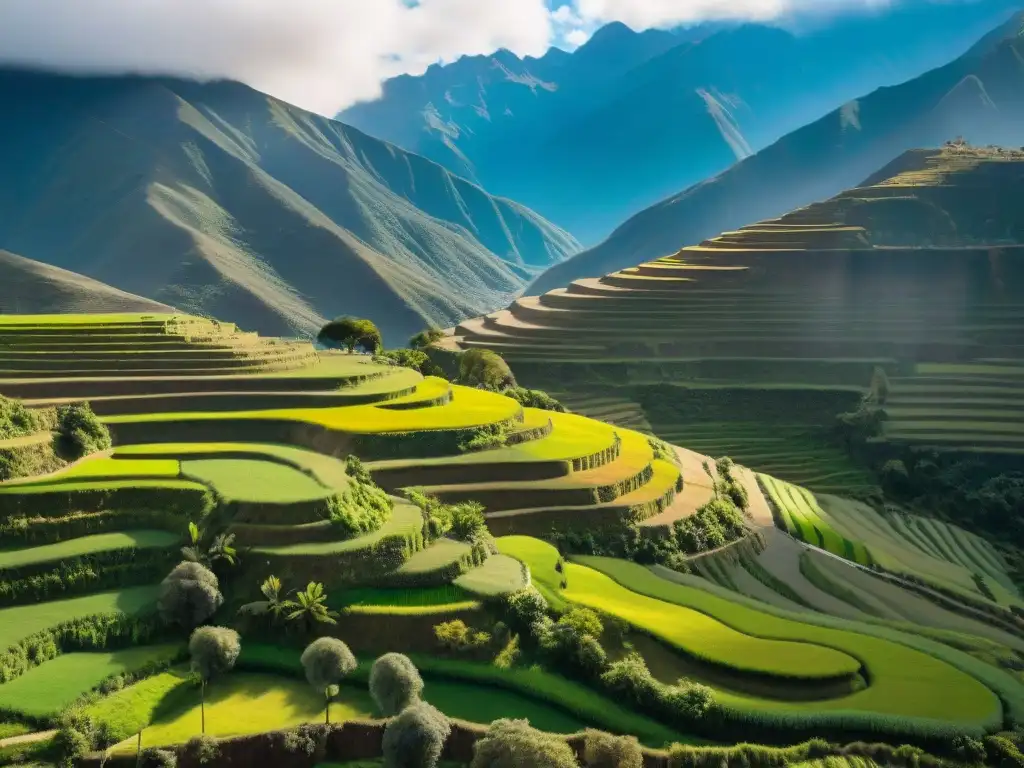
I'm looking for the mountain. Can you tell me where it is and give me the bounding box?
[454,145,1024,478]
[0,70,579,343]
[0,250,173,315]
[527,12,1024,296]
[340,1,1021,244]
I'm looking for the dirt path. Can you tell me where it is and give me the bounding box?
[0,730,56,748]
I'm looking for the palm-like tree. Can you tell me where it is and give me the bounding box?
[208,533,238,566]
[182,522,239,568]
[286,582,339,631]
[238,575,288,623]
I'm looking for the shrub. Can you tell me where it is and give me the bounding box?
[409,328,444,350]
[952,735,986,764]
[558,608,603,638]
[328,456,393,537]
[457,348,516,391]
[600,652,713,725]
[0,395,41,441]
[140,748,178,768]
[471,718,579,768]
[985,736,1024,768]
[502,588,548,633]
[375,349,444,377]
[158,561,223,629]
[53,402,111,461]
[534,617,608,678]
[279,723,327,756]
[370,653,425,716]
[583,729,643,768]
[382,701,451,768]
[301,637,357,723]
[185,735,220,765]
[504,387,566,412]
[434,620,491,653]
[53,725,91,768]
[458,423,509,453]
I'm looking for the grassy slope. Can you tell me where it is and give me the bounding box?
[0,531,179,568]
[0,645,180,717]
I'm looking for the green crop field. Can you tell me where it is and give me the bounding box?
[0,531,178,569]
[0,645,180,717]
[574,557,1001,726]
[0,587,159,649]
[496,535,566,608]
[182,458,328,502]
[453,555,528,597]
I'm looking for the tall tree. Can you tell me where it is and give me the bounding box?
[189,626,241,734]
[300,638,357,724]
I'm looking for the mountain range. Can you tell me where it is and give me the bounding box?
[528,10,1024,296]
[0,70,579,342]
[340,0,1022,244]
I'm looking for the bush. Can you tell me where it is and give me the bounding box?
[471,718,579,768]
[140,748,178,768]
[185,735,220,764]
[534,617,608,678]
[458,348,516,391]
[327,456,393,537]
[53,725,91,768]
[53,401,111,460]
[279,723,327,756]
[600,652,714,726]
[504,387,566,412]
[301,637,357,721]
[434,620,491,653]
[158,561,223,629]
[370,653,425,716]
[502,588,548,633]
[0,395,42,441]
[671,498,746,555]
[558,608,603,638]
[382,701,451,768]
[404,490,484,541]
[583,729,643,768]
[375,349,444,377]
[189,626,241,681]
[409,328,444,350]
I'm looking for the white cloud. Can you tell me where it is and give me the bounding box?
[0,0,940,115]
[565,29,593,48]
[0,0,553,115]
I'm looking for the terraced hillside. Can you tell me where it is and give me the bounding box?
[452,147,1024,485]
[1,311,1022,763]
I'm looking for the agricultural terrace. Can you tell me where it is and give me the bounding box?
[451,150,1024,487]
[497,536,1019,737]
[0,312,1020,761]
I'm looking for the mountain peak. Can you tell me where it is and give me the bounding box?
[580,20,637,50]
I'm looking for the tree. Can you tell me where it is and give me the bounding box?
[189,626,241,734]
[583,730,642,768]
[158,562,223,630]
[300,638,357,725]
[557,607,602,638]
[53,401,111,460]
[457,348,516,391]
[317,317,382,354]
[286,582,339,631]
[238,575,288,623]
[471,719,579,768]
[382,701,451,768]
[370,653,424,716]
[409,328,444,350]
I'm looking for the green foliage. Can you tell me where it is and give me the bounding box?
[557,607,603,639]
[457,422,510,453]
[471,718,579,768]
[583,729,643,768]
[301,637,357,719]
[327,456,394,537]
[671,497,746,555]
[405,489,485,541]
[985,736,1024,768]
[457,348,516,391]
[278,723,327,756]
[503,387,566,412]
[534,616,608,678]
[238,575,289,623]
[433,620,491,653]
[409,328,445,350]
[375,349,444,377]
[140,747,178,768]
[286,582,340,628]
[158,561,223,630]
[0,395,41,441]
[501,587,548,634]
[182,521,238,569]
[318,316,382,354]
[53,401,111,461]
[370,653,425,716]
[189,626,241,682]
[185,735,220,765]
[382,701,451,768]
[600,653,714,728]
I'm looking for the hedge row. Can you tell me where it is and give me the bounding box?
[0,550,177,607]
[0,613,161,685]
[570,433,622,473]
[0,509,185,547]
[0,485,215,521]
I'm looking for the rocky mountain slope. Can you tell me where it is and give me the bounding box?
[341,2,1021,243]
[0,70,579,342]
[528,13,1024,295]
